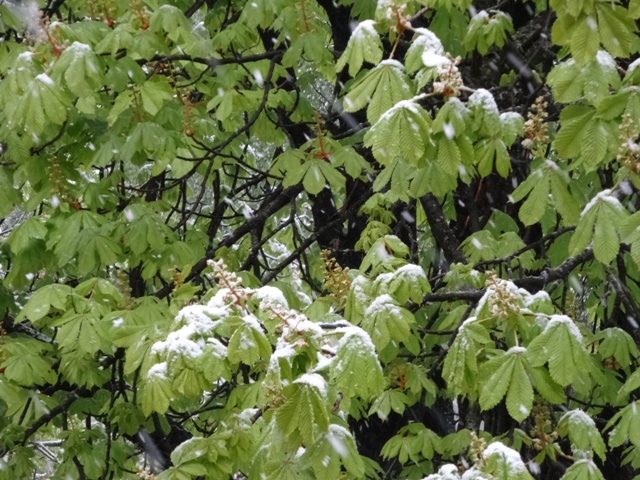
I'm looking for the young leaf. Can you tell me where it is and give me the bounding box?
[558,409,607,460]
[275,376,330,445]
[559,460,605,480]
[364,99,432,166]
[483,442,533,480]
[343,60,414,123]
[443,319,492,396]
[526,315,589,387]
[335,20,383,76]
[479,347,533,422]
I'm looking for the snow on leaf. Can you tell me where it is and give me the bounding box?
[484,442,532,479]
[558,409,607,460]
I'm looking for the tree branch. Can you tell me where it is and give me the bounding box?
[420,193,467,266]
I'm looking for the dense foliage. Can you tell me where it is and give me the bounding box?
[3,0,640,478]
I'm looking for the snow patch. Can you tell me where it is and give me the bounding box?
[147,362,168,381]
[295,373,327,397]
[580,189,623,217]
[35,73,55,86]
[254,285,289,308]
[595,50,616,70]
[468,88,499,116]
[560,409,596,428]
[352,20,378,40]
[484,441,527,473]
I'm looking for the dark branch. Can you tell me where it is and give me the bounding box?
[420,193,467,266]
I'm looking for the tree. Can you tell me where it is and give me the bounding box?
[2,0,640,478]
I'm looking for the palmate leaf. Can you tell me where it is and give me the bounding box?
[227,317,272,365]
[16,283,74,322]
[369,389,411,418]
[343,59,414,123]
[373,160,411,201]
[301,424,365,479]
[332,327,386,401]
[558,409,607,460]
[361,294,414,351]
[559,460,605,480]
[409,160,458,197]
[512,169,549,226]
[619,369,640,398]
[606,400,640,448]
[528,366,566,404]
[569,190,628,263]
[597,87,640,128]
[364,99,431,166]
[275,376,330,446]
[51,41,103,97]
[52,312,107,354]
[569,16,601,66]
[547,52,620,105]
[580,118,610,168]
[385,263,431,304]
[442,319,492,396]
[437,135,462,176]
[464,10,514,54]
[500,112,524,146]
[77,232,122,276]
[141,374,173,416]
[479,347,533,422]
[6,216,47,255]
[475,137,510,177]
[335,20,383,76]
[619,211,640,268]
[1,350,57,387]
[554,104,596,159]
[595,3,635,58]
[483,442,533,480]
[6,74,69,137]
[526,315,589,387]
[381,423,442,464]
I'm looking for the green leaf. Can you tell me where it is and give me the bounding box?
[554,105,596,159]
[227,318,271,365]
[336,20,383,76]
[437,135,462,176]
[558,409,607,460]
[381,423,442,464]
[51,41,103,96]
[275,377,330,445]
[526,315,589,387]
[332,327,386,401]
[302,162,326,195]
[483,442,533,480]
[516,170,549,226]
[479,347,533,422]
[570,190,627,262]
[464,10,514,54]
[580,118,609,168]
[343,60,414,123]
[364,99,432,166]
[606,400,640,448]
[17,284,74,322]
[528,366,567,404]
[569,16,600,65]
[6,217,47,254]
[596,3,635,58]
[142,375,173,416]
[302,424,365,478]
[443,320,492,396]
[559,460,605,480]
[361,294,414,351]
